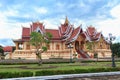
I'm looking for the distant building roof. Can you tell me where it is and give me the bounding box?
[3,46,12,52]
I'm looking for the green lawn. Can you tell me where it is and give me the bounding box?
[0,62,120,73]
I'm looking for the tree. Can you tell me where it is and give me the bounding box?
[0,48,4,59]
[86,41,98,61]
[111,43,120,57]
[30,32,52,65]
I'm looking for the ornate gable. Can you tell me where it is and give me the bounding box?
[84,26,102,42]
[31,22,45,33]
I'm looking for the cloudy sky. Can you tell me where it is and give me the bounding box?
[0,0,120,46]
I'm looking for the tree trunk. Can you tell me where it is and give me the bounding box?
[36,53,42,66]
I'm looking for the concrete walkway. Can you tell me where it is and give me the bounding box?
[2,71,120,80]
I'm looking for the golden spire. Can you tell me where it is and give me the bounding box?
[64,16,69,25]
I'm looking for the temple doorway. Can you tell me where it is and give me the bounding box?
[75,41,84,50]
[75,41,79,50]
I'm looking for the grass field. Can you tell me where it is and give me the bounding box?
[0,62,120,73]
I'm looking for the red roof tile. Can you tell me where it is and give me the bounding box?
[85,26,102,41]
[46,29,60,39]
[95,32,101,39]
[3,46,12,52]
[60,25,68,35]
[22,27,30,36]
[68,26,81,41]
[87,26,96,36]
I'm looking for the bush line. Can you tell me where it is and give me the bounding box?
[0,71,33,79]
[35,67,120,76]
[0,67,120,78]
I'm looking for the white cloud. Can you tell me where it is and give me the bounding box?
[56,2,65,8]
[34,7,48,14]
[104,0,119,8]
[5,8,19,17]
[86,4,120,42]
[43,18,63,29]
[0,4,31,39]
[110,4,120,18]
[77,1,91,14]
[0,22,30,39]
[87,0,100,3]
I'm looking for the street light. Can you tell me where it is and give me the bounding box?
[106,33,116,67]
[68,43,73,63]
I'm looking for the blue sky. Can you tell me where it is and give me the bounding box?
[0,0,120,46]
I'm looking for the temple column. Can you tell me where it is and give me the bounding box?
[53,42,55,50]
[49,43,51,50]
[15,43,19,50]
[23,42,27,50]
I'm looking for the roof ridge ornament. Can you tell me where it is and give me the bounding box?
[64,16,69,25]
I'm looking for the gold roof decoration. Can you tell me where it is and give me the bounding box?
[64,16,69,25]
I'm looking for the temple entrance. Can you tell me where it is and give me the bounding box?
[75,41,84,50]
[75,41,79,50]
[75,41,90,58]
[75,41,80,58]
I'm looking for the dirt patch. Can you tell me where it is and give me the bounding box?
[0,65,57,69]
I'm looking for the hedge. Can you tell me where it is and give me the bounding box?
[1,67,120,79]
[0,71,33,79]
[35,67,120,76]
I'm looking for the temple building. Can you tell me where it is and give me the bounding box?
[10,17,111,59]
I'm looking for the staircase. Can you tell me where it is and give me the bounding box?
[76,49,90,58]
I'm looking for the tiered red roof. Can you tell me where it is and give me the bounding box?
[14,17,106,43]
[68,26,82,42]
[84,26,101,41]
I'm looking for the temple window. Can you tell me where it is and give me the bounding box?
[26,44,30,50]
[47,45,50,50]
[101,52,105,57]
[56,44,60,50]
[38,30,40,32]
[19,43,23,50]
[35,26,43,34]
[65,45,68,49]
[100,42,102,49]
[107,45,110,49]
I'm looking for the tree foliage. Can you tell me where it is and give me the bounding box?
[0,47,4,59]
[86,41,98,59]
[30,32,52,65]
[86,41,95,52]
[111,43,120,57]
[0,48,4,54]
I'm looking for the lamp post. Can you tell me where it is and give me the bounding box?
[68,43,73,63]
[106,33,116,67]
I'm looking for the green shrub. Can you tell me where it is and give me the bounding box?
[0,71,33,79]
[35,70,60,76]
[35,69,88,76]
[19,71,33,77]
[35,67,120,76]
[75,69,89,73]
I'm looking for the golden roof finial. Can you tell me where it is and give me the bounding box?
[64,16,69,25]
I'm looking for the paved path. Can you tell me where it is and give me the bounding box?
[2,71,120,80]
